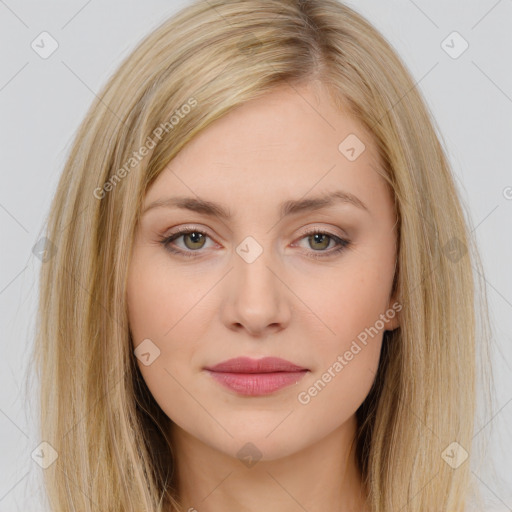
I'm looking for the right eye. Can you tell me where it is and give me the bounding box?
[159,227,216,258]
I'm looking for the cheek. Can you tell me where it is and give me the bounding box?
[295,336,382,446]
[291,252,392,411]
[294,263,390,430]
[126,250,209,402]
[296,255,395,353]
[127,251,204,343]
[127,251,161,340]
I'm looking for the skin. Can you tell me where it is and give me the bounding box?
[126,79,399,512]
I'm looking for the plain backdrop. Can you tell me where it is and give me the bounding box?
[0,0,511,510]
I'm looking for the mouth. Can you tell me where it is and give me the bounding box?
[203,356,309,396]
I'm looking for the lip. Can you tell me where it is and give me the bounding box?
[205,356,307,373]
[204,357,309,396]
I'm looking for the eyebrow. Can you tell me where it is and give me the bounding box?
[142,190,369,219]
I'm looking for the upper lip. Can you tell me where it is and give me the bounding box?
[204,357,308,373]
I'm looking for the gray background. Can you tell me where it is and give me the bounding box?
[0,0,511,510]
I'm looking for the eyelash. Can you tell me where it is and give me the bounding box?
[158,226,350,260]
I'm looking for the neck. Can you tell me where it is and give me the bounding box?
[169,414,369,512]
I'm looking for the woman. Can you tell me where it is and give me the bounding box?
[32,0,491,510]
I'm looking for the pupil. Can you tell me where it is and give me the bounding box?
[311,233,328,249]
[185,232,205,249]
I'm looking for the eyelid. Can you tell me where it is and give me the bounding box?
[162,224,344,244]
[296,225,346,241]
[166,225,212,237]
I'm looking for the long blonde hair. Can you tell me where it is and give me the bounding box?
[29,0,491,510]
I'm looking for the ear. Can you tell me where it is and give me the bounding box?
[383,294,401,331]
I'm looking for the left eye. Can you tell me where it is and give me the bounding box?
[292,230,350,259]
[297,232,339,251]
[159,228,350,259]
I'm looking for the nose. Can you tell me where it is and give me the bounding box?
[220,244,292,337]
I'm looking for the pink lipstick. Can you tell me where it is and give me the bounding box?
[204,356,309,396]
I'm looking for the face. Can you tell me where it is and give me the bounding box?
[126,80,399,462]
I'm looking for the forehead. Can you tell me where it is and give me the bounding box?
[145,82,386,212]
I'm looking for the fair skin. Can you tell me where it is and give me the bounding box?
[127,80,399,512]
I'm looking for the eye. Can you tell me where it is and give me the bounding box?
[293,228,350,259]
[159,226,350,259]
[159,227,215,258]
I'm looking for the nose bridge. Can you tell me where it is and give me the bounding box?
[222,233,290,334]
[235,233,279,300]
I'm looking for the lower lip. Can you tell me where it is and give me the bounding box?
[205,370,308,396]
